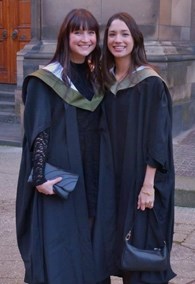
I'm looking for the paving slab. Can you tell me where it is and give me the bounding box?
[173,127,195,207]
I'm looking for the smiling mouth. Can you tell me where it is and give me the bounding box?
[113,46,126,51]
[79,44,92,48]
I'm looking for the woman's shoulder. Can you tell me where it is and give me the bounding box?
[131,65,166,88]
[135,66,167,88]
[22,71,60,105]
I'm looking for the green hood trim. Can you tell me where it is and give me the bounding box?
[28,69,104,111]
[110,67,163,95]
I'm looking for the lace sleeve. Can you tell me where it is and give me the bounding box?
[32,129,49,186]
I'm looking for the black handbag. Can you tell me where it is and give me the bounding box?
[28,162,79,199]
[121,209,168,272]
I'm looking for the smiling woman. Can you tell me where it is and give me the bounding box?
[102,12,176,284]
[16,8,115,284]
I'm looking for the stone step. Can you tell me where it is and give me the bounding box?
[0,101,15,112]
[0,84,18,123]
[0,84,16,92]
[0,111,19,123]
[0,90,15,102]
[175,176,195,208]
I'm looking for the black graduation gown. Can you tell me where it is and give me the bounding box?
[104,68,176,283]
[16,71,116,284]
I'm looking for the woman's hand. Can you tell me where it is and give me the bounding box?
[137,164,156,211]
[36,177,62,195]
[137,183,155,211]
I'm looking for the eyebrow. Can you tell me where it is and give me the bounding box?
[108,29,130,32]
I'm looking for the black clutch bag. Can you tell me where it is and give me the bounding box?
[121,209,168,272]
[28,162,79,199]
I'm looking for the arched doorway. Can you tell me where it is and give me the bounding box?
[0,0,31,83]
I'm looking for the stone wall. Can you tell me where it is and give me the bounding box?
[159,0,194,41]
[146,40,195,136]
[16,0,195,136]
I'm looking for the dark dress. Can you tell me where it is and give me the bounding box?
[104,69,176,283]
[16,65,116,284]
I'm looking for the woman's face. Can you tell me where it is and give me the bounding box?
[69,28,97,63]
[107,19,134,60]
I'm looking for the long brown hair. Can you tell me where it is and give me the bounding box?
[101,12,149,87]
[50,9,102,88]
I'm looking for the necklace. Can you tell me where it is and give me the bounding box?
[114,64,132,82]
[115,71,129,82]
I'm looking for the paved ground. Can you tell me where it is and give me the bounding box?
[174,127,195,178]
[0,122,22,147]
[0,126,195,284]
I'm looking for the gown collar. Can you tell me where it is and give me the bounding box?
[28,62,103,111]
[110,66,163,95]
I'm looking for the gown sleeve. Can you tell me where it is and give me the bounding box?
[145,77,173,173]
[22,77,53,150]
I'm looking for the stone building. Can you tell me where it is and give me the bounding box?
[1,0,195,137]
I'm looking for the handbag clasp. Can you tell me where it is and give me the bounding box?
[125,231,131,241]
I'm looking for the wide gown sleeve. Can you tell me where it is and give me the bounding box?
[144,77,173,173]
[22,77,53,150]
